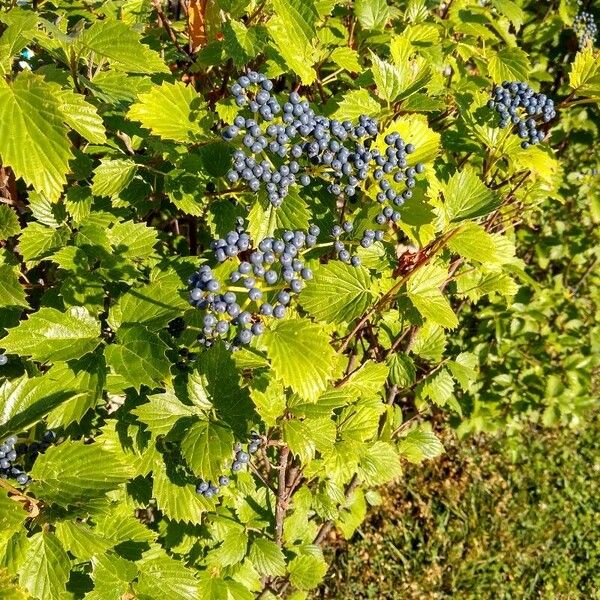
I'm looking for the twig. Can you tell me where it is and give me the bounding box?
[151,0,191,58]
[274,446,290,545]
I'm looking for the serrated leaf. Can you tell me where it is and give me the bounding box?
[354,0,390,30]
[246,188,310,241]
[105,324,170,391]
[0,205,20,240]
[248,538,286,577]
[448,222,502,263]
[300,261,374,324]
[18,223,70,264]
[133,390,197,436]
[569,46,600,98]
[250,375,286,427]
[288,553,328,590]
[387,353,416,388]
[358,441,402,485]
[18,533,70,600]
[330,46,361,72]
[0,266,27,308]
[417,368,455,406]
[442,168,500,222]
[370,53,403,102]
[181,420,234,480]
[334,89,382,120]
[410,322,446,362]
[54,521,112,562]
[0,73,73,201]
[29,439,132,505]
[90,552,138,600]
[152,463,210,524]
[378,114,440,165]
[135,557,201,600]
[397,425,444,463]
[407,263,458,329]
[128,81,210,142]
[487,47,531,83]
[268,0,318,84]
[262,319,337,401]
[108,270,187,331]
[54,87,107,144]
[1,306,100,362]
[79,20,170,74]
[108,220,158,260]
[91,158,137,198]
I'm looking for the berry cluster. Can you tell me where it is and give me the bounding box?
[487,82,556,149]
[189,224,318,349]
[574,11,598,49]
[0,431,55,486]
[222,71,426,213]
[195,433,261,499]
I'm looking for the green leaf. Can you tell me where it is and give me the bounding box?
[359,441,402,485]
[18,533,70,600]
[417,368,455,406]
[330,46,361,72]
[105,324,170,391]
[354,0,390,30]
[410,322,446,362]
[334,89,381,121]
[387,353,416,388]
[397,425,444,463]
[107,220,158,260]
[250,375,286,427]
[246,188,310,241]
[0,73,73,201]
[370,53,403,102]
[268,0,318,84]
[91,158,137,198]
[487,47,531,83]
[54,87,107,144]
[89,552,138,600]
[492,0,524,29]
[152,463,210,524]
[442,168,500,222]
[79,20,170,74]
[447,222,502,263]
[181,420,234,480]
[133,390,197,436]
[54,521,112,562]
[29,439,132,505]
[288,553,328,590]
[300,261,374,324]
[0,490,27,534]
[128,81,211,143]
[135,557,201,600]
[0,266,27,308]
[248,538,286,577]
[407,264,458,329]
[262,319,337,401]
[0,205,20,240]
[1,306,100,362]
[569,46,600,98]
[108,270,188,331]
[0,371,82,439]
[18,223,70,264]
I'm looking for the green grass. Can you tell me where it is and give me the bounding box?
[316,417,600,599]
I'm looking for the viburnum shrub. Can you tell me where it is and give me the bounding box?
[0,1,598,598]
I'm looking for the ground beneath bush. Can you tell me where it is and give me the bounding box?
[315,416,600,599]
